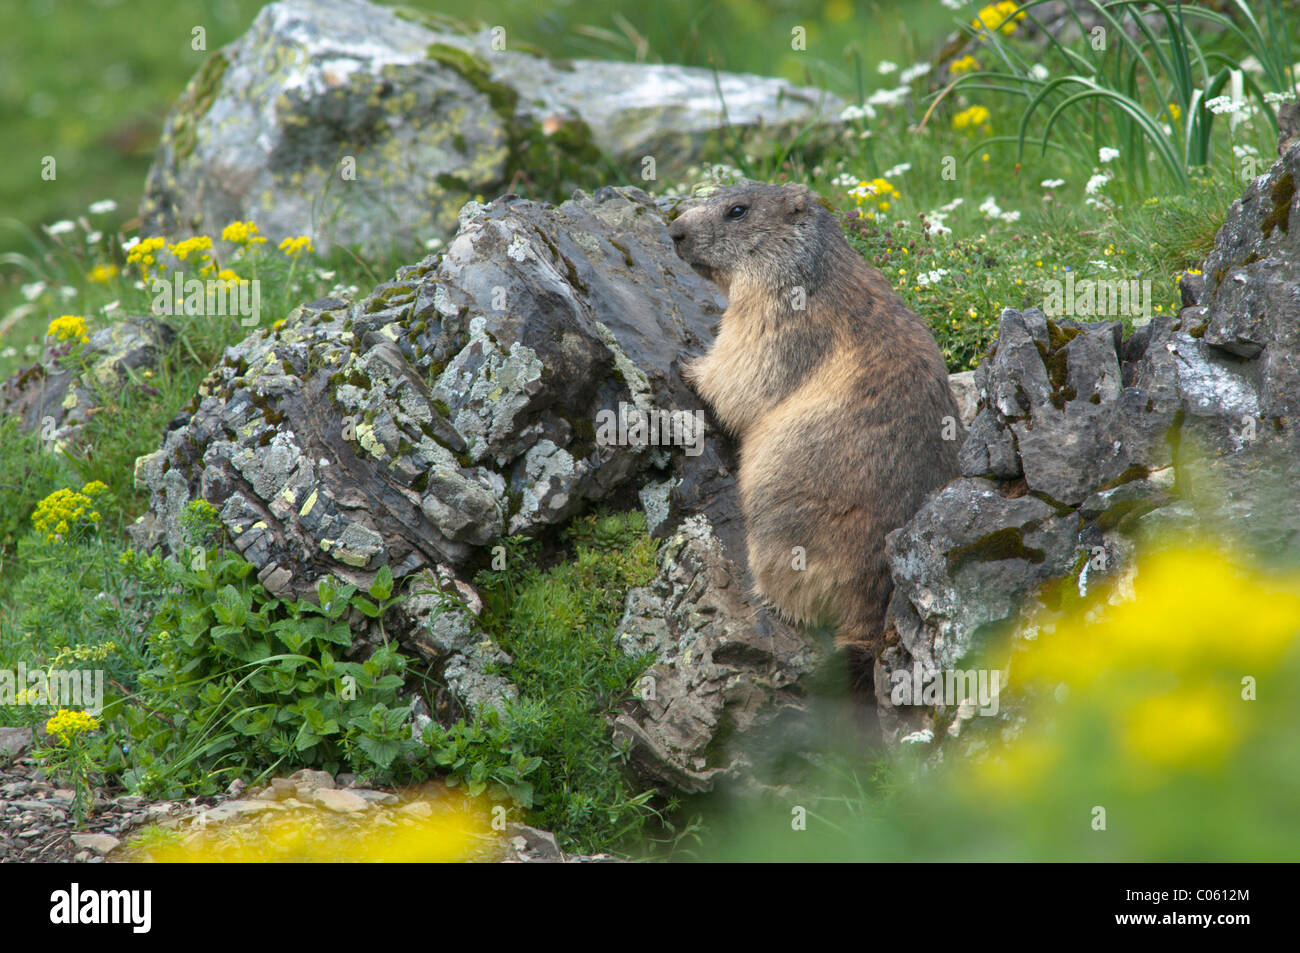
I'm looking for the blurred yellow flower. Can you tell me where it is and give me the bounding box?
[278,235,313,257]
[973,1,1027,34]
[953,105,991,131]
[46,709,100,746]
[87,264,119,285]
[950,55,981,75]
[47,314,88,344]
[221,221,267,247]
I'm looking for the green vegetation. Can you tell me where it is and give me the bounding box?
[0,0,1297,859]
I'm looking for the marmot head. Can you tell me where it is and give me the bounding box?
[667,183,839,295]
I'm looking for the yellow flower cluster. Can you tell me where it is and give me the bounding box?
[952,105,991,131]
[170,235,218,277]
[126,236,168,281]
[46,314,89,344]
[51,641,119,667]
[851,177,899,217]
[46,709,101,745]
[221,220,267,247]
[278,235,313,257]
[973,1,1027,34]
[975,544,1300,793]
[950,54,981,75]
[87,264,119,285]
[31,482,107,541]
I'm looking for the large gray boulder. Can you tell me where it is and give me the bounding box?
[140,0,844,256]
[877,141,1300,749]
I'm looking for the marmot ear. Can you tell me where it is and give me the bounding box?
[785,184,813,213]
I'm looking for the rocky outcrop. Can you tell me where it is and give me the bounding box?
[0,317,173,454]
[140,0,843,256]
[128,183,829,785]
[876,141,1300,749]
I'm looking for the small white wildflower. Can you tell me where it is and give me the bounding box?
[839,103,878,122]
[1206,95,1239,114]
[58,286,76,300]
[978,196,1003,219]
[1233,143,1259,158]
[1239,55,1265,75]
[1085,173,1111,195]
[941,0,963,8]
[46,220,76,236]
[900,62,931,84]
[999,210,1021,223]
[940,197,965,213]
[917,268,949,286]
[121,236,141,253]
[1041,178,1065,189]
[1029,64,1050,81]
[86,230,102,244]
[21,281,47,301]
[866,86,911,108]
[101,299,121,314]
[1099,147,1120,163]
[88,199,118,215]
[1265,91,1297,104]
[884,162,912,177]
[877,60,899,75]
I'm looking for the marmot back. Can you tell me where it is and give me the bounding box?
[668,183,960,665]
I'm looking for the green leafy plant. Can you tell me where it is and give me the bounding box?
[121,550,421,798]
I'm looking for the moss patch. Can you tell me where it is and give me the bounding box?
[1262,171,1295,238]
[946,526,1046,574]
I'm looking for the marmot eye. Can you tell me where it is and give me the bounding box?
[726,204,749,221]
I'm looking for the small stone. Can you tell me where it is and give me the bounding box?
[70,833,120,855]
[0,727,33,760]
[348,789,398,806]
[312,788,369,813]
[398,801,433,819]
[288,769,335,798]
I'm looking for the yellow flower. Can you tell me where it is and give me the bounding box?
[278,235,314,257]
[953,105,991,131]
[216,268,244,284]
[950,55,981,75]
[47,315,89,344]
[32,486,104,541]
[973,1,1027,34]
[1167,102,1181,121]
[221,221,267,247]
[126,236,167,281]
[87,264,119,285]
[45,709,100,746]
[169,235,214,267]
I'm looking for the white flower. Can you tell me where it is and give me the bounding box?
[46,220,76,236]
[101,300,121,314]
[884,162,912,177]
[21,281,46,301]
[917,268,949,286]
[900,62,931,84]
[1239,55,1265,75]
[1265,91,1297,104]
[978,196,1003,219]
[1041,178,1065,189]
[59,286,76,299]
[832,172,858,187]
[926,220,952,237]
[1029,64,1050,81]
[1233,144,1259,158]
[999,210,1021,223]
[121,236,140,253]
[940,197,965,213]
[1206,95,1239,114]
[877,60,899,75]
[88,199,118,215]
[839,103,877,122]
[86,231,102,244]
[941,0,964,8]
[866,86,911,108]
[1085,173,1111,195]
[1099,147,1120,163]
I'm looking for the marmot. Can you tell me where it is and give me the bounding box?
[668,183,960,664]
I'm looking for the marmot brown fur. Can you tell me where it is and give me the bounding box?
[668,183,960,663]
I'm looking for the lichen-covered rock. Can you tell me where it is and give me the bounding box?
[611,515,825,794]
[877,141,1300,749]
[0,316,173,454]
[140,0,844,256]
